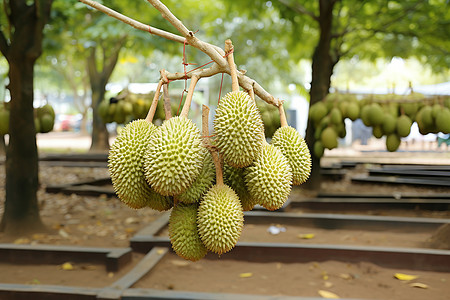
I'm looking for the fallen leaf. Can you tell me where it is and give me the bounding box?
[324,281,334,288]
[58,229,69,238]
[108,272,114,278]
[409,282,429,289]
[239,272,253,278]
[322,271,329,280]
[298,233,315,239]
[61,262,74,270]
[318,290,340,298]
[394,273,418,281]
[13,238,30,244]
[170,260,190,267]
[157,249,166,255]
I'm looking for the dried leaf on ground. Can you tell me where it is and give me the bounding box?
[409,282,429,289]
[394,273,418,281]
[61,262,74,270]
[239,272,253,278]
[318,289,340,298]
[298,233,315,239]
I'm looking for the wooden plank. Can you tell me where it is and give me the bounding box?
[40,161,108,168]
[0,283,99,300]
[122,288,320,300]
[317,192,450,199]
[97,247,168,300]
[0,244,132,272]
[351,175,450,187]
[368,168,450,177]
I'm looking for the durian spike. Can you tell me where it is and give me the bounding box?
[163,83,172,120]
[180,75,199,118]
[145,80,163,123]
[202,104,224,186]
[278,100,288,127]
[225,39,239,93]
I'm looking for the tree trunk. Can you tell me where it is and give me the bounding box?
[0,0,53,235]
[87,42,124,152]
[304,0,337,190]
[1,58,45,235]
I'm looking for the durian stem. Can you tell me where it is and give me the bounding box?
[180,75,199,118]
[248,87,255,102]
[278,101,288,127]
[145,80,163,123]
[163,83,172,120]
[225,39,239,93]
[202,104,224,186]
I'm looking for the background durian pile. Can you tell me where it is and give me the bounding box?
[0,102,55,135]
[309,93,450,156]
[108,83,311,262]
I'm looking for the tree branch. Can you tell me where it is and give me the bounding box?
[78,0,186,44]
[278,0,319,22]
[78,0,281,107]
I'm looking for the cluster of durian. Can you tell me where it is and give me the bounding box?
[309,93,450,155]
[0,102,55,135]
[99,90,180,125]
[309,93,359,157]
[108,49,312,261]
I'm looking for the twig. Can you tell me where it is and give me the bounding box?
[145,80,163,123]
[278,100,288,127]
[225,39,239,93]
[202,105,223,185]
[180,75,199,118]
[162,83,172,120]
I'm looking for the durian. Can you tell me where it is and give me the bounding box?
[244,144,292,211]
[396,115,412,137]
[144,116,204,196]
[382,114,397,134]
[214,91,264,168]
[169,203,208,261]
[109,119,172,210]
[177,149,216,204]
[271,126,311,185]
[320,127,338,150]
[386,133,401,152]
[314,141,324,158]
[223,163,257,211]
[197,184,244,255]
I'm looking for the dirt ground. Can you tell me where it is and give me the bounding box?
[0,150,449,299]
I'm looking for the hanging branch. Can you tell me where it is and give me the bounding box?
[78,0,281,107]
[202,104,223,185]
[180,75,200,118]
[145,80,163,123]
[162,83,172,120]
[278,100,288,127]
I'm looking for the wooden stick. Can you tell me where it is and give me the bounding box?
[162,83,172,120]
[180,75,199,118]
[145,80,163,123]
[202,105,223,186]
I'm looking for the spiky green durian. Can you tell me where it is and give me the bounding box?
[197,184,244,255]
[144,116,204,196]
[271,126,311,185]
[396,115,412,137]
[320,127,338,150]
[346,101,360,121]
[382,114,397,134]
[109,119,172,210]
[177,149,216,204]
[214,91,264,168]
[223,163,257,211]
[368,103,384,126]
[169,203,208,261]
[244,144,292,211]
[386,133,401,152]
